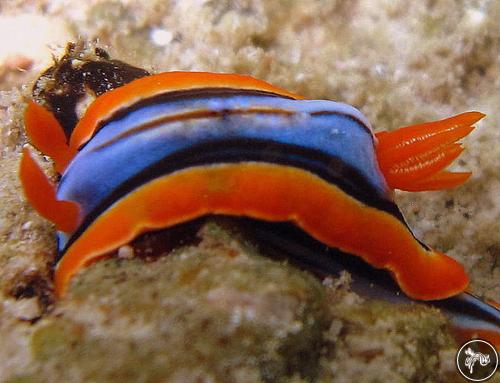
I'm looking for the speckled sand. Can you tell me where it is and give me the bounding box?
[0,1,498,382]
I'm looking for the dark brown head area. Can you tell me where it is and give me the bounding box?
[31,42,149,139]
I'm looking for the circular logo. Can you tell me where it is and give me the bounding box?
[456,339,498,381]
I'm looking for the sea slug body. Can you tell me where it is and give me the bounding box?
[20,71,481,300]
[19,66,500,345]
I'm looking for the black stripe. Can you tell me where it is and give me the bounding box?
[79,88,295,149]
[433,292,500,327]
[310,110,372,136]
[59,139,407,259]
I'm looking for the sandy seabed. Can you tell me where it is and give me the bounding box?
[0,1,499,382]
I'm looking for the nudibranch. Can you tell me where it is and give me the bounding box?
[20,66,500,345]
[20,71,481,300]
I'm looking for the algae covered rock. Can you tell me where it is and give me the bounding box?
[20,222,329,383]
[320,286,460,382]
[2,221,459,383]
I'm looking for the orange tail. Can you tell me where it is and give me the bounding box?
[375,112,485,191]
[24,101,77,173]
[20,148,80,232]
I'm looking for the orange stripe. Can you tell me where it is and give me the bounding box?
[69,72,302,149]
[54,163,468,299]
[19,148,80,232]
[24,101,77,173]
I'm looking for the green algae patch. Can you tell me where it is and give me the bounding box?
[31,320,85,361]
[3,376,39,383]
[30,319,175,382]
